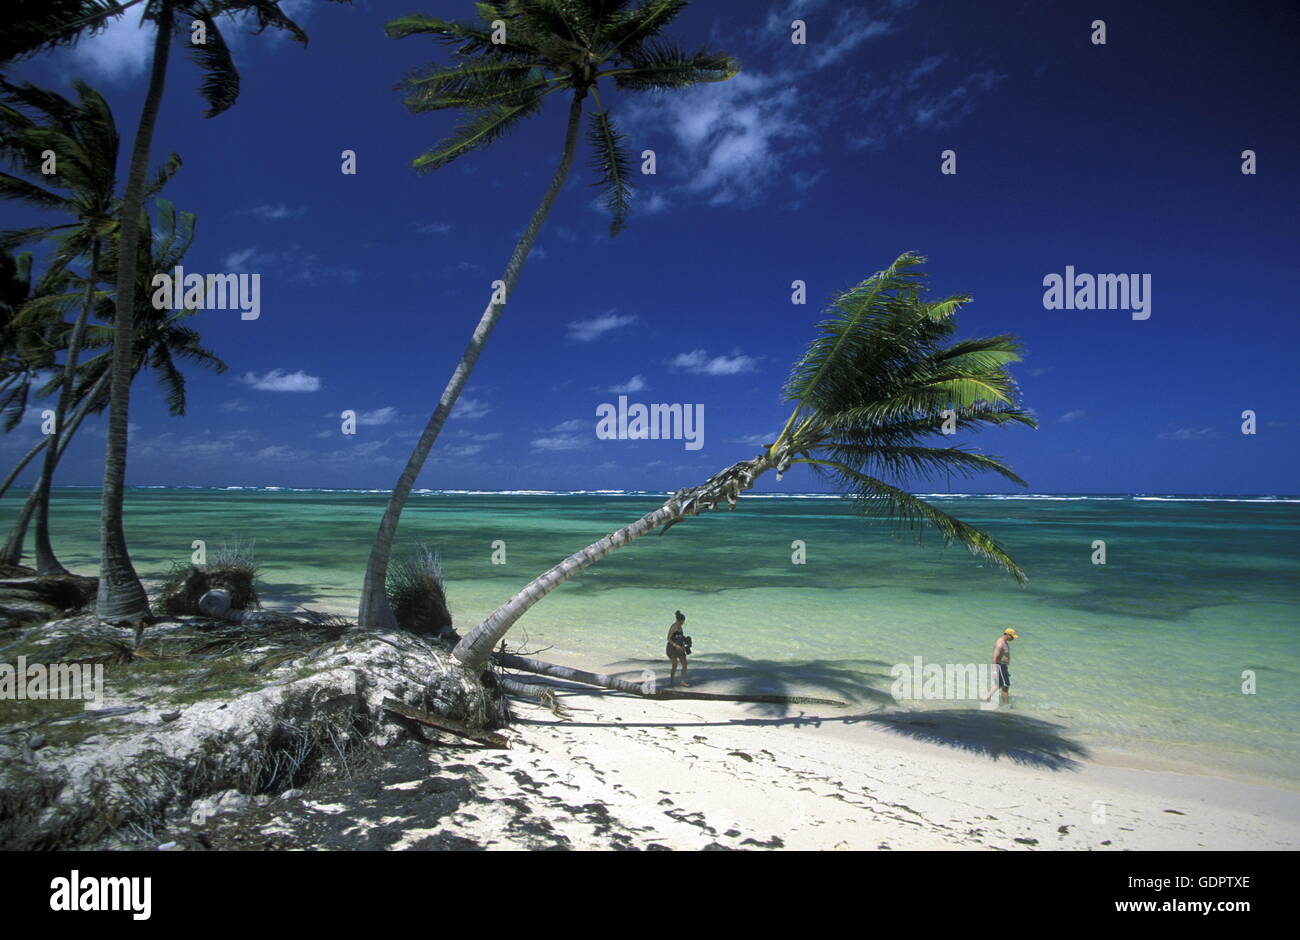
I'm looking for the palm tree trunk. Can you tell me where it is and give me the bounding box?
[97,1,173,623]
[453,452,780,671]
[1,437,50,499]
[33,238,100,575]
[357,89,589,630]
[0,371,109,566]
[495,652,846,706]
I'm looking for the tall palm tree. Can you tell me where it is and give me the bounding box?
[0,79,158,573]
[0,0,347,622]
[452,253,1038,670]
[0,198,226,567]
[359,0,738,628]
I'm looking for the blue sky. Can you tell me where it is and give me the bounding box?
[3,0,1298,494]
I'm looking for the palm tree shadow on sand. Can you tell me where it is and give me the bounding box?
[610,652,899,714]
[515,654,1089,773]
[861,709,1090,772]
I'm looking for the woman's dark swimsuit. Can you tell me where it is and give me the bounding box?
[667,629,687,661]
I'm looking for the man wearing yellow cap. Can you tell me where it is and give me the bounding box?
[983,628,1019,707]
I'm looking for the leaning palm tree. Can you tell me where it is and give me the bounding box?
[452,253,1038,670]
[359,0,738,628]
[0,0,348,622]
[0,198,227,567]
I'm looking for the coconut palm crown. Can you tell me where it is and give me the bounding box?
[387,0,737,235]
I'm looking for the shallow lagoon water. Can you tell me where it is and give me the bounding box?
[14,488,1300,783]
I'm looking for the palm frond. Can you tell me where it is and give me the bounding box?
[609,43,738,90]
[386,12,540,59]
[412,97,547,173]
[599,0,686,55]
[779,252,928,436]
[587,107,632,236]
[186,10,241,117]
[0,0,131,66]
[804,458,1027,584]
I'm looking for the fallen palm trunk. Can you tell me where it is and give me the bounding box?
[496,675,569,716]
[381,697,509,748]
[494,652,847,707]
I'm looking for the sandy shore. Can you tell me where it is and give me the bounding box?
[401,658,1300,851]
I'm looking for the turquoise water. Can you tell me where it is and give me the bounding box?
[8,488,1300,782]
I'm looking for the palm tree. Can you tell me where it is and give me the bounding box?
[452,253,1038,670]
[359,0,738,628]
[0,0,346,622]
[0,198,227,567]
[0,79,155,574]
[0,248,58,435]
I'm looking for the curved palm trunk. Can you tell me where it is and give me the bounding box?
[453,453,779,671]
[495,652,846,706]
[97,1,173,623]
[33,238,101,575]
[357,90,589,630]
[1,436,51,499]
[0,371,109,566]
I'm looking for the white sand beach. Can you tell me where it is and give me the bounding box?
[408,657,1300,852]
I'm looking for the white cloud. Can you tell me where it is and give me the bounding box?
[221,244,357,284]
[255,444,308,461]
[670,349,760,376]
[452,430,502,442]
[451,396,492,420]
[531,434,587,452]
[855,57,1005,139]
[61,11,153,81]
[58,2,322,83]
[244,204,306,222]
[414,221,452,235]
[811,9,895,68]
[224,247,263,270]
[445,444,485,458]
[566,311,637,343]
[239,369,322,392]
[609,375,647,394]
[1058,409,1088,423]
[730,431,779,447]
[1157,427,1217,441]
[355,406,398,426]
[548,419,586,433]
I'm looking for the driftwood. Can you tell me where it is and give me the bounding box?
[494,652,847,707]
[381,697,510,748]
